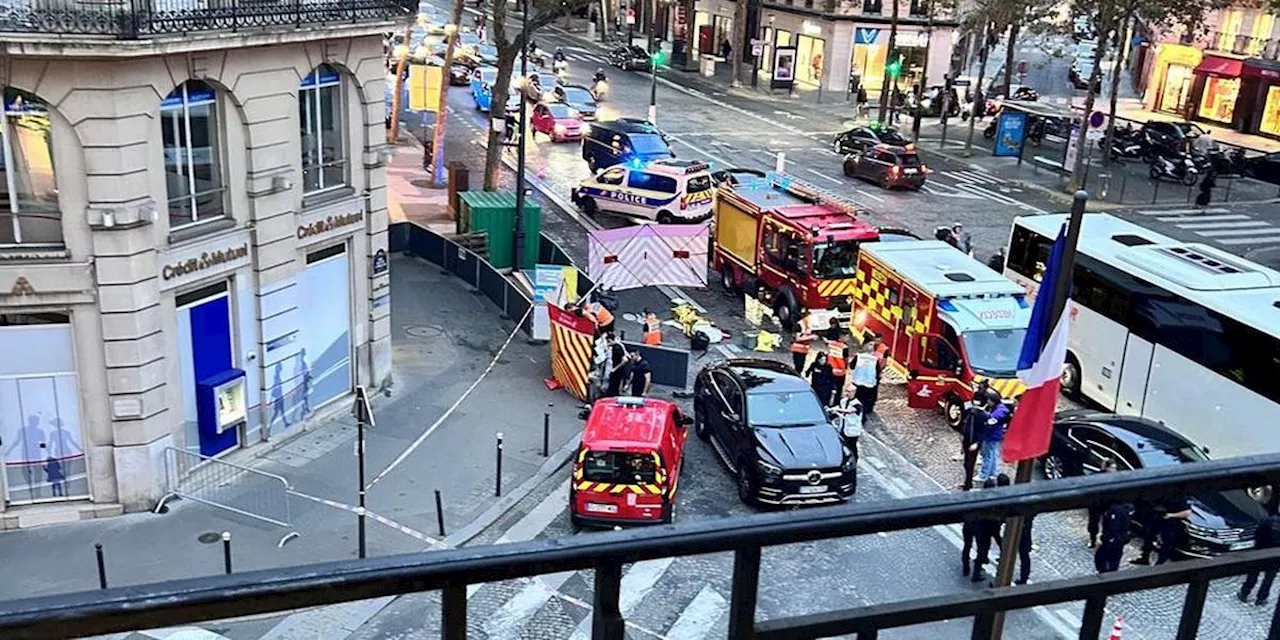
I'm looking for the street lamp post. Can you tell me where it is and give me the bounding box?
[648,0,658,124]
[514,0,529,273]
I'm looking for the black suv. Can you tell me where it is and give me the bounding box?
[609,45,651,70]
[694,359,856,506]
[832,125,910,155]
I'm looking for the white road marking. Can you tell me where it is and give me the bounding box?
[946,169,1002,185]
[921,183,984,199]
[1055,608,1082,628]
[665,586,729,640]
[496,480,570,545]
[1218,235,1280,245]
[716,344,736,359]
[854,189,886,202]
[568,558,676,639]
[1192,226,1280,238]
[866,456,886,470]
[806,168,844,185]
[1160,214,1253,223]
[1133,207,1230,216]
[1177,221,1271,230]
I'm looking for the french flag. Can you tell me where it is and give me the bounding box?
[1003,227,1072,462]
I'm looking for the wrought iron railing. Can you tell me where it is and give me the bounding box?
[0,0,415,37]
[0,453,1278,639]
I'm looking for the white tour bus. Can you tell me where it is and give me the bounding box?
[1005,213,1280,459]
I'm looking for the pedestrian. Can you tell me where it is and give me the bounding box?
[720,39,732,60]
[987,248,1006,273]
[642,308,662,345]
[950,223,972,255]
[1131,495,1192,565]
[832,393,863,458]
[856,84,869,119]
[44,455,65,497]
[958,388,990,491]
[978,389,1009,482]
[1087,459,1119,548]
[826,333,849,407]
[789,309,816,373]
[1094,500,1133,573]
[970,478,1002,583]
[1196,169,1216,207]
[1240,513,1280,605]
[605,337,632,397]
[626,348,652,397]
[850,341,880,414]
[824,317,842,341]
[806,352,836,408]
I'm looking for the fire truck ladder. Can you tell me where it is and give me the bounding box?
[764,172,861,217]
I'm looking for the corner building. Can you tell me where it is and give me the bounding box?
[0,0,409,524]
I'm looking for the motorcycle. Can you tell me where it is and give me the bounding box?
[553,57,568,81]
[591,77,609,101]
[1149,153,1200,186]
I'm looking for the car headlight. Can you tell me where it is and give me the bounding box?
[756,459,782,484]
[841,453,857,472]
[554,124,567,134]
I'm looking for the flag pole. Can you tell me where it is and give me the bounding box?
[988,190,1088,640]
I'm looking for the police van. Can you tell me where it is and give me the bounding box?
[571,159,715,224]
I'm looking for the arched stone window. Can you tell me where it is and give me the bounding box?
[299,65,347,194]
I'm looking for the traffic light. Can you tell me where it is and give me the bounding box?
[651,49,665,66]
[886,51,903,79]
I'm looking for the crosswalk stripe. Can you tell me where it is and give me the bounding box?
[946,169,1002,185]
[568,558,676,639]
[1192,226,1280,238]
[1176,221,1270,230]
[954,182,1021,206]
[1218,235,1280,245]
[1133,207,1230,216]
[666,586,729,640]
[1157,214,1251,223]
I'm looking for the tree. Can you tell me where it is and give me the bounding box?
[430,0,467,186]
[730,0,748,87]
[1069,0,1223,189]
[961,0,1016,154]
[481,0,593,189]
[996,0,1054,98]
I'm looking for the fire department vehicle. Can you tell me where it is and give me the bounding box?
[570,396,691,528]
[848,239,1031,428]
[712,172,913,330]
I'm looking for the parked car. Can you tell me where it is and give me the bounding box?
[832,125,911,155]
[1044,410,1267,558]
[693,359,856,506]
[1141,120,1207,152]
[531,102,584,141]
[609,45,651,71]
[842,144,927,190]
[447,61,471,86]
[1243,150,1280,185]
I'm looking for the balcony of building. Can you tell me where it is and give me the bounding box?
[0,0,414,53]
[1201,30,1280,61]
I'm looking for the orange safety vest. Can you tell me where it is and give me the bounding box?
[595,304,614,327]
[828,340,848,377]
[790,317,815,353]
[643,313,662,345]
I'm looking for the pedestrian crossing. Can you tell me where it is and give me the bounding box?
[937,168,1005,185]
[1133,208,1280,247]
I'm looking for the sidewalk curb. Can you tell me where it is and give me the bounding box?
[445,437,578,547]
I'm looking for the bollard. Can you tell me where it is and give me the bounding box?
[1151,179,1161,204]
[1098,173,1110,200]
[775,152,786,174]
[222,531,233,574]
[1187,181,1194,203]
[1118,172,1128,203]
[95,543,107,589]
[357,506,367,559]
[435,489,447,537]
[496,432,504,497]
[543,412,551,457]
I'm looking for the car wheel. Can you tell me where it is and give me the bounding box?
[656,211,676,224]
[1060,356,1082,399]
[773,292,799,332]
[736,465,757,505]
[1042,452,1066,480]
[1181,172,1198,186]
[694,404,710,441]
[842,161,856,177]
[719,264,738,293]
[580,197,598,218]
[833,140,842,153]
[944,395,964,431]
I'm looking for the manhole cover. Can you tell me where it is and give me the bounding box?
[405,325,444,339]
[197,532,222,544]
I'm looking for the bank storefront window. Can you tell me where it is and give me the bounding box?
[797,35,826,85]
[1199,76,1240,123]
[1262,86,1280,137]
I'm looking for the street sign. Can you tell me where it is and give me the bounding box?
[408,65,442,111]
[1089,110,1105,128]
[372,249,388,275]
[752,43,763,56]
[626,8,635,24]
[1065,125,1081,171]
[353,386,376,429]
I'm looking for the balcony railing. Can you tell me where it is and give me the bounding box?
[1,453,1278,639]
[0,0,415,38]
[1202,30,1280,60]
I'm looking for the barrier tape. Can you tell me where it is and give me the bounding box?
[288,489,444,548]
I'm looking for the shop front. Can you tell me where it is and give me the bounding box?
[1240,58,1280,139]
[695,8,734,57]
[0,313,89,505]
[848,26,934,95]
[1144,43,1202,116]
[1191,54,1244,126]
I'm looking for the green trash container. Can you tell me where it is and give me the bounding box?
[457,191,542,270]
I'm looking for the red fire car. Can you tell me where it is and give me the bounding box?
[570,396,690,528]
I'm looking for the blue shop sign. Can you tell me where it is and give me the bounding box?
[993,111,1027,157]
[855,28,880,45]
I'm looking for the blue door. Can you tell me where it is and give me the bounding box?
[177,288,238,457]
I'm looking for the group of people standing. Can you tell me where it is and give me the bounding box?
[958,383,1012,492]
[789,310,886,453]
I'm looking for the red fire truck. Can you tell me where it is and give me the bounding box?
[711,172,912,330]
[848,239,1031,428]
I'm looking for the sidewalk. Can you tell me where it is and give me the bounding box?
[1084,97,1280,155]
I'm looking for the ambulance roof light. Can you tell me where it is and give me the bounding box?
[937,299,958,312]
[614,396,646,407]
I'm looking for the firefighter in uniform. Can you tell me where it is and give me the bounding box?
[826,335,848,407]
[790,309,816,373]
[642,308,663,345]
[590,301,615,335]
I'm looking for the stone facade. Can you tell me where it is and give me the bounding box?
[0,25,396,520]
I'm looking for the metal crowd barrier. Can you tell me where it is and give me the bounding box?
[155,447,298,548]
[7,453,1279,639]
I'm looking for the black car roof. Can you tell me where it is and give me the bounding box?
[1056,410,1194,452]
[721,359,811,393]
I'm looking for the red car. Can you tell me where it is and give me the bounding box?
[531,102,583,142]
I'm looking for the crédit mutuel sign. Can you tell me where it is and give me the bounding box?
[297,211,363,240]
[162,245,250,281]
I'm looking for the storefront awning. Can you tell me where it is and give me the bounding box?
[1195,55,1243,77]
[1243,58,1280,80]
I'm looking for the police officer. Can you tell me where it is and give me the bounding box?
[969,477,1003,583]
[958,383,991,491]
[995,474,1035,585]
[1131,494,1192,565]
[1095,500,1133,573]
[1086,459,1118,547]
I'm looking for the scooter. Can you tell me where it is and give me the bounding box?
[1149,153,1200,186]
[553,58,568,80]
[591,77,609,101]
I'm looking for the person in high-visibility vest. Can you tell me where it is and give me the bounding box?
[642,309,662,345]
[591,302,615,335]
[789,309,815,372]
[826,335,848,407]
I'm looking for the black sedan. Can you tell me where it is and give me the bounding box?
[1043,410,1267,558]
[609,45,651,71]
[694,359,856,507]
[1244,151,1280,186]
[842,145,927,190]
[832,125,911,155]
[553,84,598,120]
